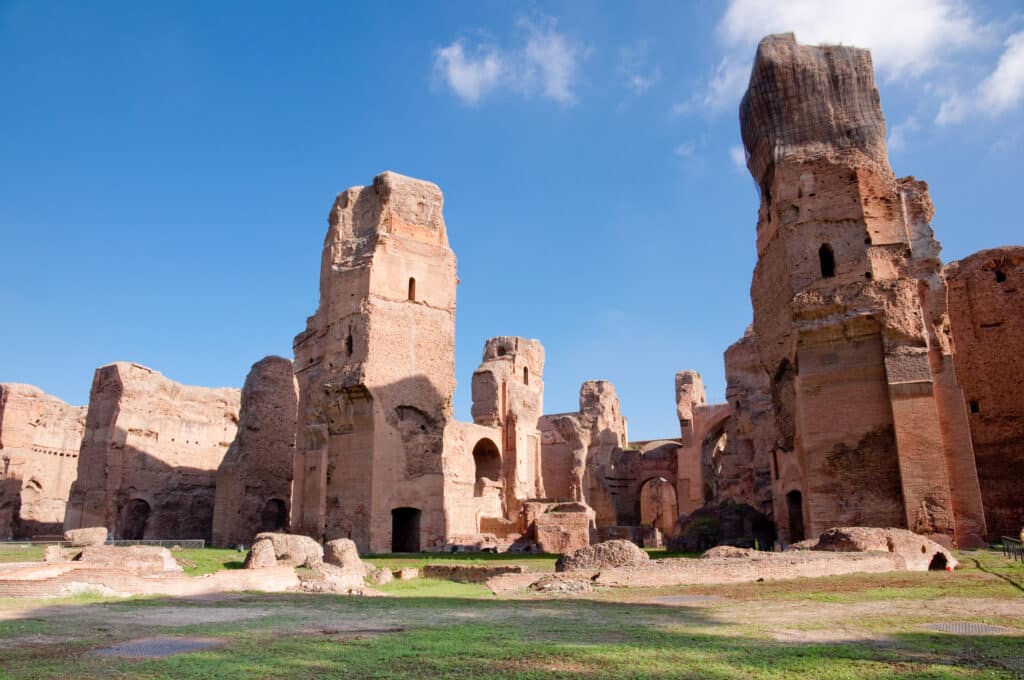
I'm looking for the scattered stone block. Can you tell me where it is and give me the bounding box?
[555,539,649,572]
[254,532,323,567]
[63,527,107,547]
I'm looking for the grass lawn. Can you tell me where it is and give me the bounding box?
[0,548,1021,678]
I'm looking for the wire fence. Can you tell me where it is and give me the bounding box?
[1001,537,1023,563]
[0,539,205,550]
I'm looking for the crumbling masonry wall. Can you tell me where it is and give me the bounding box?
[724,33,986,547]
[290,172,458,553]
[945,247,1024,540]
[64,362,240,541]
[212,356,298,547]
[0,384,86,539]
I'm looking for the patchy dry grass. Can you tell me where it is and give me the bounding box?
[0,548,1021,678]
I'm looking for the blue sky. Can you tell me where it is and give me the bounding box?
[1,1,1021,440]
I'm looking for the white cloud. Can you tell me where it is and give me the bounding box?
[619,42,661,95]
[434,43,503,104]
[887,117,920,151]
[729,145,747,171]
[674,141,697,158]
[681,0,985,117]
[521,20,579,104]
[435,18,581,106]
[938,31,1024,124]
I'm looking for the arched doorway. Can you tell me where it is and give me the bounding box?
[391,507,421,552]
[472,438,501,497]
[786,490,805,543]
[121,499,151,540]
[259,498,288,532]
[639,477,678,539]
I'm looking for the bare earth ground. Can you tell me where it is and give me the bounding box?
[0,549,1021,679]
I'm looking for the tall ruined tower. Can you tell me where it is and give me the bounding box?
[731,34,986,547]
[291,171,457,553]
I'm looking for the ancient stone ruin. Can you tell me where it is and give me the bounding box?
[212,356,298,547]
[0,384,86,539]
[63,362,240,541]
[1,32,1020,562]
[719,33,988,548]
[945,247,1024,539]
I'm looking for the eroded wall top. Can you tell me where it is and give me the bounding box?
[740,33,889,187]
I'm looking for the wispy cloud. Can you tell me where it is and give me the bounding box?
[674,141,697,158]
[434,17,582,106]
[887,117,920,151]
[729,145,746,172]
[677,0,987,116]
[937,31,1024,124]
[619,42,661,95]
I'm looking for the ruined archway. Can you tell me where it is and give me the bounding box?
[639,477,678,539]
[391,507,421,552]
[120,498,151,540]
[700,426,728,504]
[786,490,805,543]
[472,438,501,498]
[259,498,288,533]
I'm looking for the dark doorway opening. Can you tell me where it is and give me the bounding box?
[786,490,805,543]
[259,498,288,532]
[121,498,151,540]
[819,244,836,278]
[928,552,948,571]
[391,507,421,552]
[408,277,416,301]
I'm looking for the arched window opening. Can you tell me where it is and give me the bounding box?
[523,367,529,385]
[259,498,288,532]
[819,244,836,278]
[472,438,502,497]
[786,490,805,543]
[408,277,416,301]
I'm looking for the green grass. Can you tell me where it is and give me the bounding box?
[0,544,45,562]
[365,550,559,572]
[170,548,245,576]
[1,548,1021,678]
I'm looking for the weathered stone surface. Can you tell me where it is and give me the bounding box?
[368,567,393,585]
[297,562,365,594]
[63,362,240,542]
[243,538,277,569]
[212,356,297,547]
[324,538,365,572]
[594,551,911,587]
[422,564,522,583]
[0,384,86,539]
[539,380,627,527]
[63,527,107,547]
[76,545,182,574]
[529,575,593,594]
[813,527,958,571]
[43,545,69,563]
[394,567,419,580]
[290,173,547,554]
[701,545,758,559]
[555,539,649,572]
[533,505,591,554]
[717,33,986,549]
[945,247,1024,541]
[253,532,323,567]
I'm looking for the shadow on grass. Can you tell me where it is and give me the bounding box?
[2,588,1023,679]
